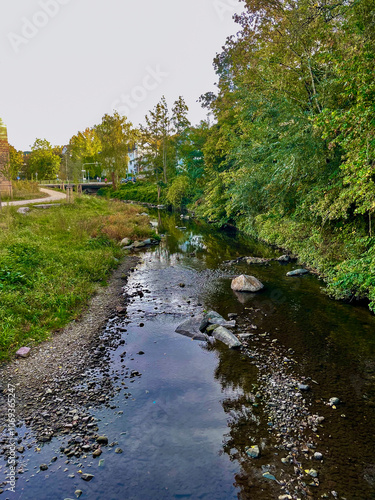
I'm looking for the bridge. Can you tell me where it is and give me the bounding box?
[39,182,112,194]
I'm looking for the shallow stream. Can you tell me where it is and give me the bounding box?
[2,211,375,499]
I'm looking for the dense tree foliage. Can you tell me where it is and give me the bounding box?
[28,139,61,180]
[194,0,375,309]
[95,112,137,190]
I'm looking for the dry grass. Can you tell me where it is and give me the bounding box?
[92,202,151,242]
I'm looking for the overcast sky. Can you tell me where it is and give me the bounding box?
[0,0,242,151]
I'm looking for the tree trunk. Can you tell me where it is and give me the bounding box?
[111,171,117,191]
[163,137,167,184]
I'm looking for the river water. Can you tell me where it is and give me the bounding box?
[3,211,375,499]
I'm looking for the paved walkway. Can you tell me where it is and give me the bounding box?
[3,188,66,207]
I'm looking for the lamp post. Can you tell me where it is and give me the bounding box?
[83,162,100,183]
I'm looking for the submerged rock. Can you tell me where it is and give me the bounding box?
[245,445,260,458]
[329,397,340,406]
[212,326,242,349]
[133,241,146,248]
[231,275,264,293]
[81,473,94,482]
[286,269,309,277]
[96,436,108,445]
[277,255,292,262]
[244,257,271,265]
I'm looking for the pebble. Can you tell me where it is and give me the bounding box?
[93,449,102,458]
[313,452,323,460]
[96,436,108,445]
[307,469,318,478]
[81,473,94,482]
[75,491,83,499]
[329,397,340,406]
[298,384,310,391]
[115,447,123,454]
[245,445,260,458]
[40,464,48,471]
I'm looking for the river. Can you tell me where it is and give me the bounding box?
[2,210,375,499]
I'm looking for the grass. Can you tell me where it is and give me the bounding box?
[0,196,154,361]
[1,180,48,202]
[98,181,166,204]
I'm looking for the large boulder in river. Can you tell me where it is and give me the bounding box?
[231,275,264,293]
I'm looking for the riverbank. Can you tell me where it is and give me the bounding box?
[0,197,155,360]
[0,255,139,443]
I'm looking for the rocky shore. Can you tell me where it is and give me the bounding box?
[0,256,140,494]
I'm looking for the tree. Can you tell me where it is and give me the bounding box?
[28,139,61,180]
[69,128,102,178]
[96,112,136,190]
[3,145,24,181]
[139,96,191,199]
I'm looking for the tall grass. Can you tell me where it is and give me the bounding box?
[1,181,47,202]
[0,196,153,360]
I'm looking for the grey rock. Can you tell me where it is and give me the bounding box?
[298,384,310,391]
[277,255,291,262]
[120,237,131,247]
[34,204,61,209]
[286,269,309,277]
[133,241,146,248]
[308,469,318,478]
[17,207,30,215]
[212,326,242,349]
[314,452,323,460]
[199,311,236,332]
[75,491,83,499]
[231,275,264,292]
[245,257,271,265]
[16,347,31,358]
[245,445,260,458]
[329,397,340,406]
[175,315,208,341]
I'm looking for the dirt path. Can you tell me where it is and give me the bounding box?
[4,188,66,207]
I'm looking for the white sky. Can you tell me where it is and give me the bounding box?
[0,0,242,151]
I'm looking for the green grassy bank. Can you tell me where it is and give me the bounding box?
[98,181,166,205]
[236,213,375,312]
[0,196,153,360]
